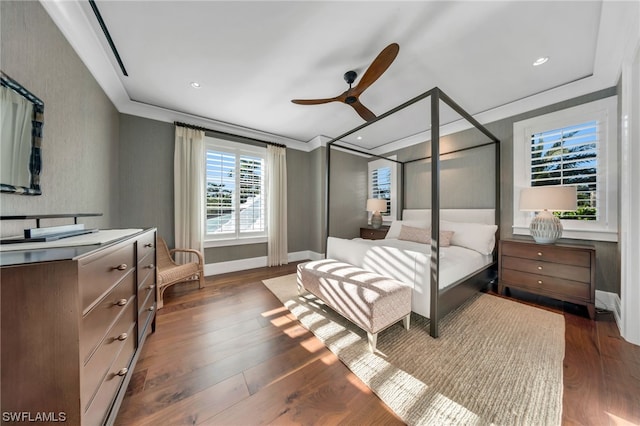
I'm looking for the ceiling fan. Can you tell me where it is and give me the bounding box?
[291,43,400,122]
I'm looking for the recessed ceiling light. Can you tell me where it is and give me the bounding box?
[357,136,363,140]
[533,57,549,67]
[190,81,201,89]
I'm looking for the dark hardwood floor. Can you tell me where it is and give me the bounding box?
[116,263,640,425]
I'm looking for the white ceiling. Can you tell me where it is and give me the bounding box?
[42,1,638,152]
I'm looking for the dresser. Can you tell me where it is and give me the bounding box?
[498,239,595,319]
[360,226,389,240]
[0,228,157,425]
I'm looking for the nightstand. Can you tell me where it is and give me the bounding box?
[498,239,596,319]
[360,226,389,240]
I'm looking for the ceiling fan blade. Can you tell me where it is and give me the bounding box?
[353,43,399,96]
[291,96,341,105]
[350,100,377,122]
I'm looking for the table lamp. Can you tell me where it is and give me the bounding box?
[366,198,387,229]
[520,186,577,244]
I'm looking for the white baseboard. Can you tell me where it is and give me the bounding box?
[203,250,323,276]
[595,290,622,328]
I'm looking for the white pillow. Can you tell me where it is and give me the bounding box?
[441,220,498,255]
[385,220,428,239]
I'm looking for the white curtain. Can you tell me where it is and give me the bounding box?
[266,144,288,266]
[174,126,205,264]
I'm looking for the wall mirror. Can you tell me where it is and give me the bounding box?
[1,72,44,195]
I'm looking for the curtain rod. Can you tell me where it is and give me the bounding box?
[174,121,287,149]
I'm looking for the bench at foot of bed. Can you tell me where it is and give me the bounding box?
[296,259,411,352]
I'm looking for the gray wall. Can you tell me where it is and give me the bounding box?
[117,114,317,262]
[0,1,119,237]
[118,114,174,242]
[328,149,369,240]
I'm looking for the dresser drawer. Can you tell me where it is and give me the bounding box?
[501,268,591,301]
[79,242,135,313]
[501,256,591,283]
[81,303,136,411]
[81,274,135,362]
[137,231,156,263]
[138,289,156,342]
[137,249,155,286]
[137,270,156,313]
[83,329,136,426]
[500,240,591,267]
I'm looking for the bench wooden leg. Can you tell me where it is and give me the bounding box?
[403,313,411,330]
[367,332,378,352]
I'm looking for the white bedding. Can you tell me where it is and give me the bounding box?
[326,236,492,318]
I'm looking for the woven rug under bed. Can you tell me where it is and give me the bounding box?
[263,273,565,426]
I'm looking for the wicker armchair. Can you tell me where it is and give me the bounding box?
[156,237,204,309]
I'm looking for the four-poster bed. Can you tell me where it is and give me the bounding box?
[325,87,501,338]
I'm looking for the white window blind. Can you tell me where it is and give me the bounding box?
[530,121,597,220]
[205,138,266,242]
[371,166,391,216]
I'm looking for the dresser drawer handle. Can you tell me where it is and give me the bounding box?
[148,306,155,312]
[116,333,128,341]
[537,266,543,270]
[147,264,155,269]
[115,299,127,307]
[116,367,128,377]
[537,280,543,284]
[147,284,156,290]
[114,264,128,271]
[537,252,543,257]
[144,243,153,248]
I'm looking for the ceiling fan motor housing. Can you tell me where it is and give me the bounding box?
[343,70,357,85]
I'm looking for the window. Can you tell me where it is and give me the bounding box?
[368,157,397,221]
[530,121,597,220]
[205,138,266,245]
[513,97,618,242]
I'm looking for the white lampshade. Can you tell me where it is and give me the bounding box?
[519,186,577,212]
[366,198,387,213]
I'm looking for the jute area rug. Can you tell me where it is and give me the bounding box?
[262,273,564,426]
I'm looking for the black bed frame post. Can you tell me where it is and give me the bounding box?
[400,162,406,219]
[494,138,501,264]
[325,141,332,257]
[430,88,441,338]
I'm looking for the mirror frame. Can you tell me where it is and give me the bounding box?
[1,72,44,195]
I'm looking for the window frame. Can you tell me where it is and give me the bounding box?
[204,137,267,248]
[368,156,397,223]
[512,96,618,242]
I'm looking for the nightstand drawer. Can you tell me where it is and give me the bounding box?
[501,268,591,301]
[500,240,591,267]
[360,227,389,240]
[501,256,591,283]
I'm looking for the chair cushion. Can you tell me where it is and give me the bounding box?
[158,262,200,286]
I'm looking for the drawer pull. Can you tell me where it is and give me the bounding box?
[537,252,543,256]
[537,266,543,270]
[144,243,153,248]
[116,333,128,341]
[148,306,155,312]
[116,367,128,377]
[147,284,156,290]
[115,299,128,307]
[537,280,543,284]
[147,264,155,269]
[114,264,128,271]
